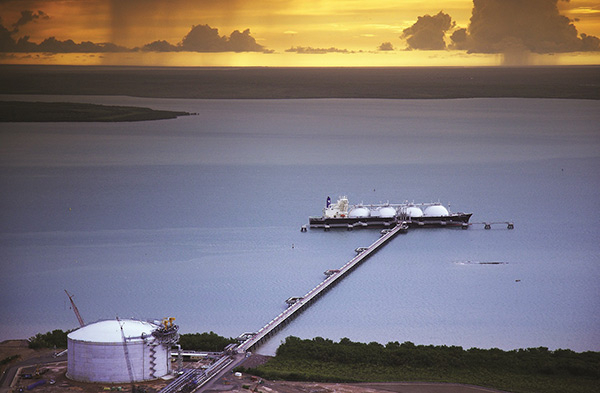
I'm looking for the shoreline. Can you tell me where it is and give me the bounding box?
[0,101,191,122]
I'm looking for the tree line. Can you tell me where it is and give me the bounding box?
[238,336,600,393]
[177,331,237,352]
[27,329,70,349]
[27,329,236,352]
[270,336,600,377]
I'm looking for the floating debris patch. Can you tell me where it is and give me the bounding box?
[454,261,508,265]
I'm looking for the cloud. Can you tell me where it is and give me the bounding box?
[177,25,264,52]
[0,30,130,53]
[378,42,394,51]
[179,24,228,52]
[143,24,265,52]
[285,46,350,54]
[1,11,266,54]
[0,9,128,53]
[12,10,49,33]
[37,37,130,53]
[401,11,454,50]
[0,26,16,52]
[451,0,600,54]
[227,29,264,52]
[449,28,468,50]
[580,33,600,51]
[141,40,178,52]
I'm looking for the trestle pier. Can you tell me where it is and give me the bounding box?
[236,222,408,353]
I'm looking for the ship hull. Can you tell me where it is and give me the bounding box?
[309,213,472,229]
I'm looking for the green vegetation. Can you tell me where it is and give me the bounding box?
[238,336,600,393]
[26,329,235,352]
[27,329,70,349]
[179,331,237,352]
[0,101,191,122]
[0,355,21,376]
[0,354,21,366]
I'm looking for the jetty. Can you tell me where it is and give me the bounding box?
[236,222,408,353]
[164,211,513,392]
[160,222,409,393]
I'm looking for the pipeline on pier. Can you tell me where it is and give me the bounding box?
[236,221,408,353]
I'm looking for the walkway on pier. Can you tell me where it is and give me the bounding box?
[237,222,408,353]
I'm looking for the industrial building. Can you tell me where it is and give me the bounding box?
[67,318,178,384]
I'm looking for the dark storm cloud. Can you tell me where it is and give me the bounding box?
[401,11,454,50]
[451,0,600,53]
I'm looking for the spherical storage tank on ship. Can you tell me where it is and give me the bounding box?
[349,207,370,218]
[378,206,397,218]
[67,319,173,383]
[424,205,449,217]
[405,206,423,217]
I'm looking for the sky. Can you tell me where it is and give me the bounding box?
[0,0,599,66]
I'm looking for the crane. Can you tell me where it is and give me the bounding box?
[64,289,84,327]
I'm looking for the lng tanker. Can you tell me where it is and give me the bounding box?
[309,196,472,230]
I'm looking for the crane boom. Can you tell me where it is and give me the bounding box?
[64,289,85,327]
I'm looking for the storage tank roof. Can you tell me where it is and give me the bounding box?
[68,319,159,343]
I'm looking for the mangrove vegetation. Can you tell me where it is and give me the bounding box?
[238,336,600,393]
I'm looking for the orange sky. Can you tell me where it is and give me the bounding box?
[1,0,599,66]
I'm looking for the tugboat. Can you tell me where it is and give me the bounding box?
[309,196,472,230]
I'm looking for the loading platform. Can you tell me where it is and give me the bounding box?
[236,222,408,353]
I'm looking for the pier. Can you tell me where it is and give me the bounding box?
[236,222,408,353]
[162,215,513,392]
[155,222,410,393]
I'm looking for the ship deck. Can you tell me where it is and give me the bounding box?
[309,213,472,229]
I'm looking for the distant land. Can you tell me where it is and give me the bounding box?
[0,101,191,122]
[0,65,598,100]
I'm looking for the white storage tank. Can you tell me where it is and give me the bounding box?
[67,319,172,383]
[405,206,423,217]
[349,207,370,218]
[423,204,449,217]
[378,206,396,218]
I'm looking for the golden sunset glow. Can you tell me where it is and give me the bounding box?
[1,0,599,66]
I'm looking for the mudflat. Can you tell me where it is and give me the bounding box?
[0,101,190,122]
[1,65,598,100]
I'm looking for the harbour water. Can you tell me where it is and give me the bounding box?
[1,97,599,354]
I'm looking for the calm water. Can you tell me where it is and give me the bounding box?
[1,97,599,354]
